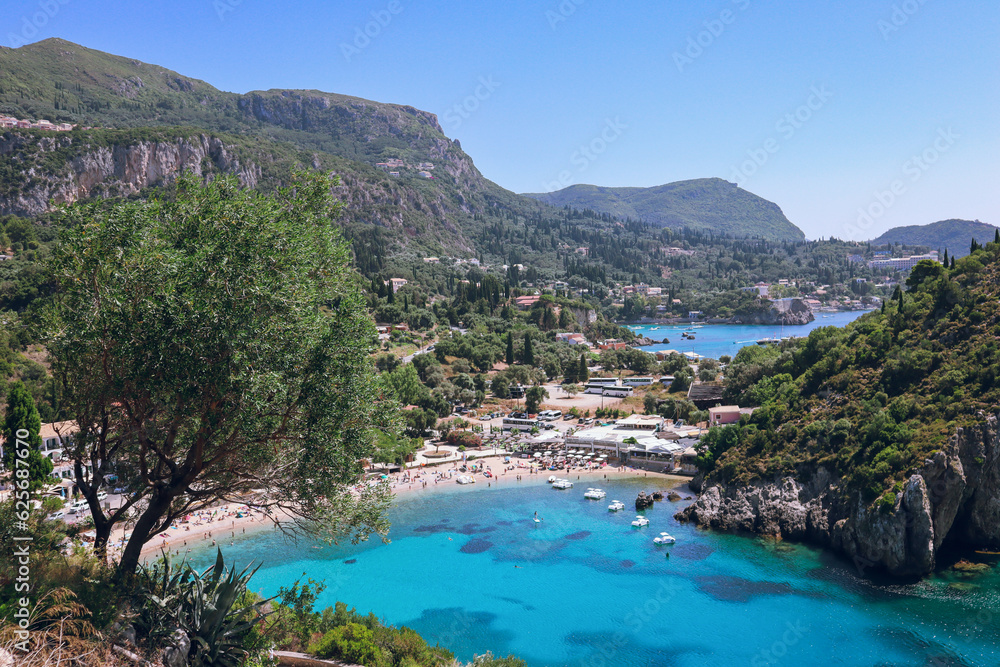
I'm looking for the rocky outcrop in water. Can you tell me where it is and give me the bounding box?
[733,298,814,326]
[636,492,654,510]
[677,413,1000,577]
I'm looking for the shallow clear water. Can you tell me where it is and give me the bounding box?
[191,478,1000,666]
[633,310,871,360]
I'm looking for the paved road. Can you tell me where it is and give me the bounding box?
[402,344,434,364]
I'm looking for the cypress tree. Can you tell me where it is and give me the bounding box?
[995,228,1000,244]
[578,353,589,382]
[505,332,514,365]
[2,381,51,494]
[943,249,949,266]
[522,332,534,366]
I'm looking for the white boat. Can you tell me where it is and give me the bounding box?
[455,475,476,485]
[608,500,625,512]
[552,479,573,489]
[631,515,649,527]
[584,488,607,500]
[653,532,676,545]
[547,475,557,483]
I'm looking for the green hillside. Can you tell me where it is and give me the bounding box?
[871,219,998,259]
[0,38,450,164]
[702,243,1000,501]
[522,178,805,241]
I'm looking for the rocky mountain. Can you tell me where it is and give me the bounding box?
[0,39,554,263]
[678,243,1000,577]
[522,178,805,241]
[871,219,998,259]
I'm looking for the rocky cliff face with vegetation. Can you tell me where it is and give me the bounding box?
[680,413,1000,576]
[680,245,1000,577]
[0,131,260,217]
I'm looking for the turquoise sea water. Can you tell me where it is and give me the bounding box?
[632,310,871,360]
[191,478,1000,666]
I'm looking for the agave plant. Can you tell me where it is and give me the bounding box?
[134,549,272,666]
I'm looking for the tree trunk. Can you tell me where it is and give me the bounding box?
[116,491,175,576]
[92,513,111,564]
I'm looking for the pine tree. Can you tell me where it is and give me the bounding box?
[505,332,514,365]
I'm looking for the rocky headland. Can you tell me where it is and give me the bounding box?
[676,413,1000,577]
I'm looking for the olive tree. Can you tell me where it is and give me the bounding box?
[49,173,396,575]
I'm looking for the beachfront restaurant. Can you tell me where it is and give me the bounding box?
[564,415,666,460]
[625,439,683,469]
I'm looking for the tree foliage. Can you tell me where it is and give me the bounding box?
[48,173,396,574]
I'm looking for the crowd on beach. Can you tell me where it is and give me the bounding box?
[367,453,639,493]
[121,452,671,561]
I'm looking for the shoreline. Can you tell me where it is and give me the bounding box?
[130,454,692,562]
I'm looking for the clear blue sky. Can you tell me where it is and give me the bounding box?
[6,0,998,240]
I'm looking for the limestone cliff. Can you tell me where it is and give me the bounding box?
[677,413,1000,577]
[0,132,259,218]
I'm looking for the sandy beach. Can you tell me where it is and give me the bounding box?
[111,452,691,563]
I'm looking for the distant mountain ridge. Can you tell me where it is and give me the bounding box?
[871,219,998,258]
[522,178,805,241]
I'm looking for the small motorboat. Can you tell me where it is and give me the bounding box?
[631,515,649,528]
[552,479,574,489]
[455,475,475,485]
[653,532,676,545]
[608,500,625,512]
[547,475,557,483]
[584,488,607,500]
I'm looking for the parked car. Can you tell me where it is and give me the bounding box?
[68,499,89,514]
[96,490,108,501]
[49,510,67,520]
